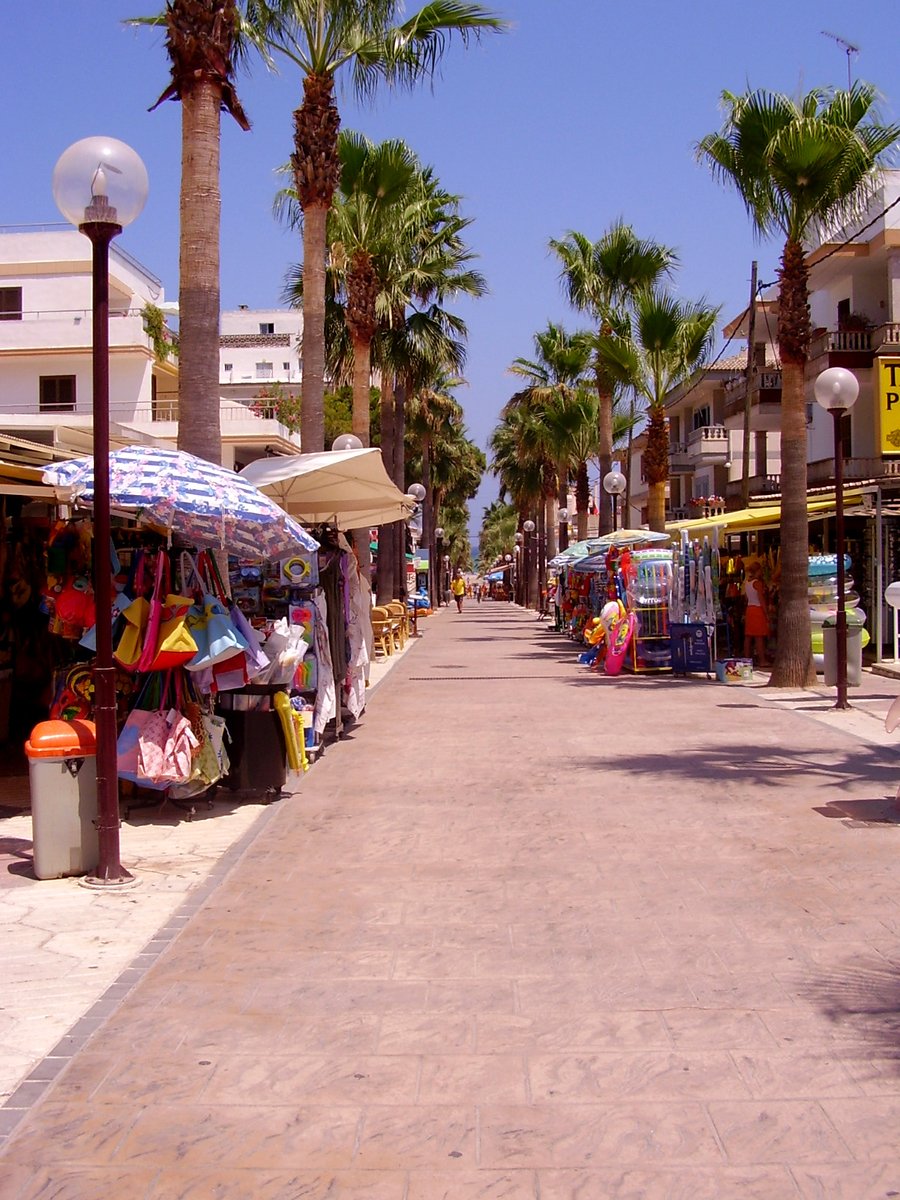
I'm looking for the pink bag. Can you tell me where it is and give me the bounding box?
[137,706,198,785]
[136,551,167,674]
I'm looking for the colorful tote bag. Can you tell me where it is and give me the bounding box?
[143,591,198,672]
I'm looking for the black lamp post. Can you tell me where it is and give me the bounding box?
[814,366,859,710]
[523,519,536,609]
[53,137,148,887]
[603,463,627,534]
[558,506,569,553]
[515,534,523,605]
[434,526,444,604]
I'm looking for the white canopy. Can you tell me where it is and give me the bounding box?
[239,447,415,528]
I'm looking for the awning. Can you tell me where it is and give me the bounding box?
[667,490,867,536]
[239,447,415,528]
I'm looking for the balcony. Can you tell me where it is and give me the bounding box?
[807,326,876,375]
[725,473,781,500]
[807,456,900,487]
[724,371,783,429]
[668,425,730,474]
[129,399,303,450]
[687,424,728,463]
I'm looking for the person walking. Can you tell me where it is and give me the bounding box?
[450,570,465,613]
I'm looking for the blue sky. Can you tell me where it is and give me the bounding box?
[4,1,899,525]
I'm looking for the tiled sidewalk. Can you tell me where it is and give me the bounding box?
[3,603,900,1198]
[0,625,422,1107]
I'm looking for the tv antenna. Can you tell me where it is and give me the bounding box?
[821,30,860,90]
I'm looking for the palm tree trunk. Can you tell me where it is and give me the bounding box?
[576,460,589,541]
[177,79,222,465]
[770,239,815,687]
[648,482,667,531]
[299,201,327,453]
[377,375,396,602]
[769,358,815,686]
[351,337,371,445]
[422,436,434,608]
[394,376,408,600]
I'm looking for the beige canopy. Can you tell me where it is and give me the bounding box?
[239,448,415,529]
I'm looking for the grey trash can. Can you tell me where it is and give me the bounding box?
[822,619,864,688]
[25,719,99,880]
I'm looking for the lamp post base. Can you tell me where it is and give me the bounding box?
[79,869,139,891]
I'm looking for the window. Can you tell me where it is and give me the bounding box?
[223,362,233,372]
[692,405,711,431]
[0,287,22,320]
[259,322,275,335]
[283,362,290,372]
[255,362,274,380]
[40,376,76,412]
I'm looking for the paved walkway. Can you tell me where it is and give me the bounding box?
[4,603,900,1198]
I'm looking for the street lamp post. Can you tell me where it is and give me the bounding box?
[434,526,444,605]
[603,463,627,533]
[814,367,859,710]
[53,137,148,887]
[558,506,569,553]
[523,519,536,609]
[406,482,426,601]
[515,533,523,605]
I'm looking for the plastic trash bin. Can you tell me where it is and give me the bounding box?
[822,618,864,688]
[25,719,99,880]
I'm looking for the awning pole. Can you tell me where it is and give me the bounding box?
[876,486,883,663]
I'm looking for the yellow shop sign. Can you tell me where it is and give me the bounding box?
[878,358,900,454]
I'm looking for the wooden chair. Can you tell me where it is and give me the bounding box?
[370,606,394,658]
[385,601,407,649]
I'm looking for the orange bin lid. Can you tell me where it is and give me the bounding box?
[25,719,97,759]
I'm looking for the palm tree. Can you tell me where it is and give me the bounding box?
[599,288,718,532]
[508,323,597,546]
[697,83,900,687]
[276,131,422,447]
[133,0,255,465]
[258,0,505,453]
[550,223,676,532]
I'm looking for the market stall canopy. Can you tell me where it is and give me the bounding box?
[666,490,867,537]
[239,448,415,529]
[43,445,318,560]
[547,539,604,570]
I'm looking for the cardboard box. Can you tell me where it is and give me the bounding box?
[715,658,754,684]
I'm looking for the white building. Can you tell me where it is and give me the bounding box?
[0,228,302,470]
[219,306,302,404]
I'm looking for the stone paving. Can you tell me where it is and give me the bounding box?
[0,639,410,1105]
[2,602,900,1197]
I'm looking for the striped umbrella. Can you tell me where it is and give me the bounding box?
[44,445,318,560]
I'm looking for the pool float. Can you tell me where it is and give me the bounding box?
[603,601,636,676]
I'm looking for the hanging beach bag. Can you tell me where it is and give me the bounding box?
[144,588,198,672]
[117,673,169,790]
[136,551,169,674]
[135,671,198,785]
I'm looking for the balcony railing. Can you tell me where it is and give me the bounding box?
[807,456,900,486]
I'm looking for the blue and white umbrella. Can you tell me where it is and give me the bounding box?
[44,445,318,560]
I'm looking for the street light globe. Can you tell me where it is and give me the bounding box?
[523,519,536,533]
[814,366,859,413]
[603,468,627,496]
[53,137,148,229]
[558,508,569,522]
[407,482,426,502]
[434,526,444,538]
[331,432,363,452]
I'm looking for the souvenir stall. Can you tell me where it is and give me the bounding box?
[239,447,412,738]
[41,446,321,814]
[668,530,719,676]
